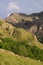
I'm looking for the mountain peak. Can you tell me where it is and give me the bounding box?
[9,13,20,17]
[7,11,43,18]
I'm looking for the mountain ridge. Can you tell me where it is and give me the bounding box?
[5,11,43,44]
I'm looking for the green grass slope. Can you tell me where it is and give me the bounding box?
[0,19,43,62]
[0,37,43,61]
[0,49,43,65]
[0,19,43,49]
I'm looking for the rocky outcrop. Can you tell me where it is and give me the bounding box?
[5,12,43,43]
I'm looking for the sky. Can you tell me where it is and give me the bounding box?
[0,0,43,18]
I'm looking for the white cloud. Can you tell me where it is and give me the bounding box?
[8,2,20,10]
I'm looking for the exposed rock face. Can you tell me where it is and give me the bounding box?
[5,12,43,43]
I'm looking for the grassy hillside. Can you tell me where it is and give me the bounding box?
[0,19,43,62]
[0,49,43,65]
[0,19,43,49]
[0,36,43,61]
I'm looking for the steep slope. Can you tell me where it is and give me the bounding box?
[0,49,43,65]
[0,19,43,49]
[0,19,43,61]
[5,12,43,44]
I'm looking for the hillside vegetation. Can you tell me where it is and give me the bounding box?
[0,49,43,65]
[0,19,43,49]
[0,19,43,62]
[0,12,43,65]
[0,37,43,61]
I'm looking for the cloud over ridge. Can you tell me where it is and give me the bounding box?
[8,2,20,10]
